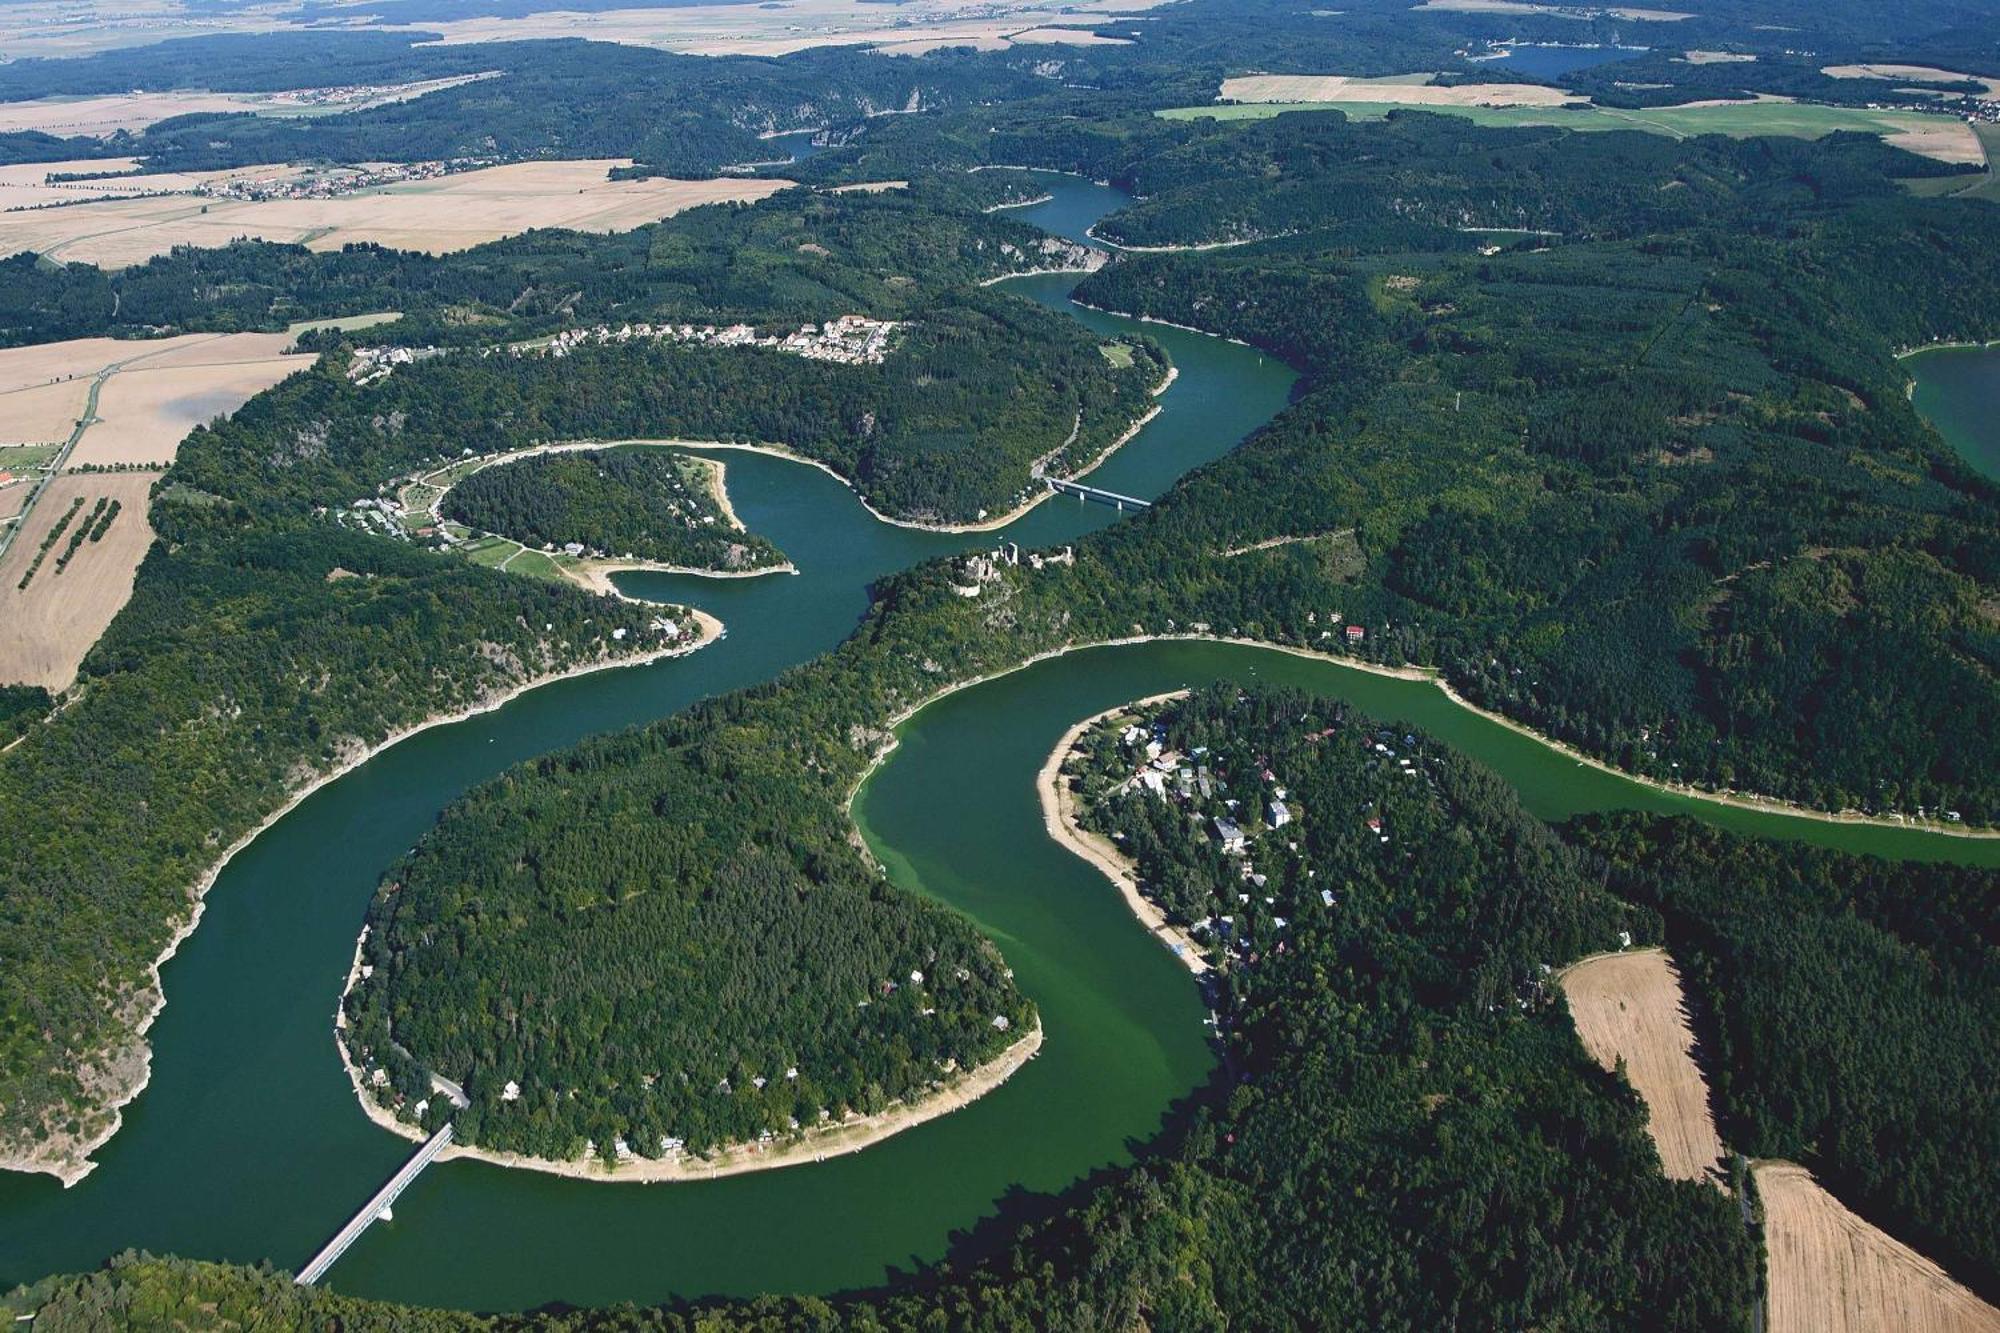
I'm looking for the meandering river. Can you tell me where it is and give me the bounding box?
[1,175,1993,1311]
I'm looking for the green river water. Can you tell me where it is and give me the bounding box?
[1,175,1994,1310]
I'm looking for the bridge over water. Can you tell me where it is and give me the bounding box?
[296,1122,455,1285]
[1048,478,1150,510]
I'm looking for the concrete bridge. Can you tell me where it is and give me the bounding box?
[1048,478,1150,510]
[296,1122,455,1285]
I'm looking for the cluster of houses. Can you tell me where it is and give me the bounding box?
[536,313,900,366]
[346,343,446,386]
[199,158,485,204]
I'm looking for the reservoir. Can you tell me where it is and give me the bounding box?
[0,174,1992,1310]
[1908,341,2000,479]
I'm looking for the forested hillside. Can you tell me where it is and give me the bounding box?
[1054,116,2000,821]
[443,449,784,573]
[0,188,1102,348]
[1572,815,2000,1301]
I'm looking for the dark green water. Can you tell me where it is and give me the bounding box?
[1,175,1993,1311]
[1909,342,2000,479]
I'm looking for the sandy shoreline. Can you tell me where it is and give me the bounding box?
[564,556,796,598]
[5,610,725,1187]
[336,915,1043,1184]
[1037,693,1210,976]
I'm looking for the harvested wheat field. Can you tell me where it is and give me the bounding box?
[0,161,794,267]
[0,379,94,448]
[384,0,1157,55]
[1560,947,1725,1183]
[66,342,302,469]
[1758,1162,2000,1333]
[1219,73,1579,107]
[1823,64,2000,97]
[0,470,159,691]
[0,76,495,139]
[0,331,306,464]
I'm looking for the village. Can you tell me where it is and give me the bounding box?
[535,313,900,366]
[345,314,900,389]
[1068,691,1480,984]
[197,158,492,204]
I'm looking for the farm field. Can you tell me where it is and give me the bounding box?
[1162,95,1987,165]
[1559,948,1726,1184]
[0,75,493,139]
[0,330,306,460]
[0,470,159,691]
[0,158,300,211]
[1757,1163,2000,1333]
[1218,73,1576,107]
[66,343,302,469]
[369,0,1156,55]
[0,160,794,267]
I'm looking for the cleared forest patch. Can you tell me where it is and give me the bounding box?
[1758,1162,2000,1333]
[1560,947,1725,1183]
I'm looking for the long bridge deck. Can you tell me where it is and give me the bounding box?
[296,1122,455,1285]
[1048,478,1150,510]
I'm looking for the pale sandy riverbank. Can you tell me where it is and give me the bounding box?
[564,556,796,598]
[3,610,724,1188]
[1037,693,1210,976]
[335,923,1042,1184]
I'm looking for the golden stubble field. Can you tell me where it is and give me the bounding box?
[0,470,161,691]
[0,331,306,459]
[1219,73,1578,107]
[0,160,794,267]
[1560,947,1726,1183]
[368,0,1157,55]
[0,76,491,139]
[0,330,318,689]
[1757,1162,2000,1333]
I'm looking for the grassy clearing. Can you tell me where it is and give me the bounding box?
[0,445,60,471]
[1099,342,1137,368]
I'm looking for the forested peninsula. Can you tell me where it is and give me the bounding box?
[440,449,784,576]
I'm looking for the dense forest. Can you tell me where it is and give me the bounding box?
[1571,815,2000,1301]
[348,701,1035,1160]
[1045,117,2000,821]
[443,448,784,573]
